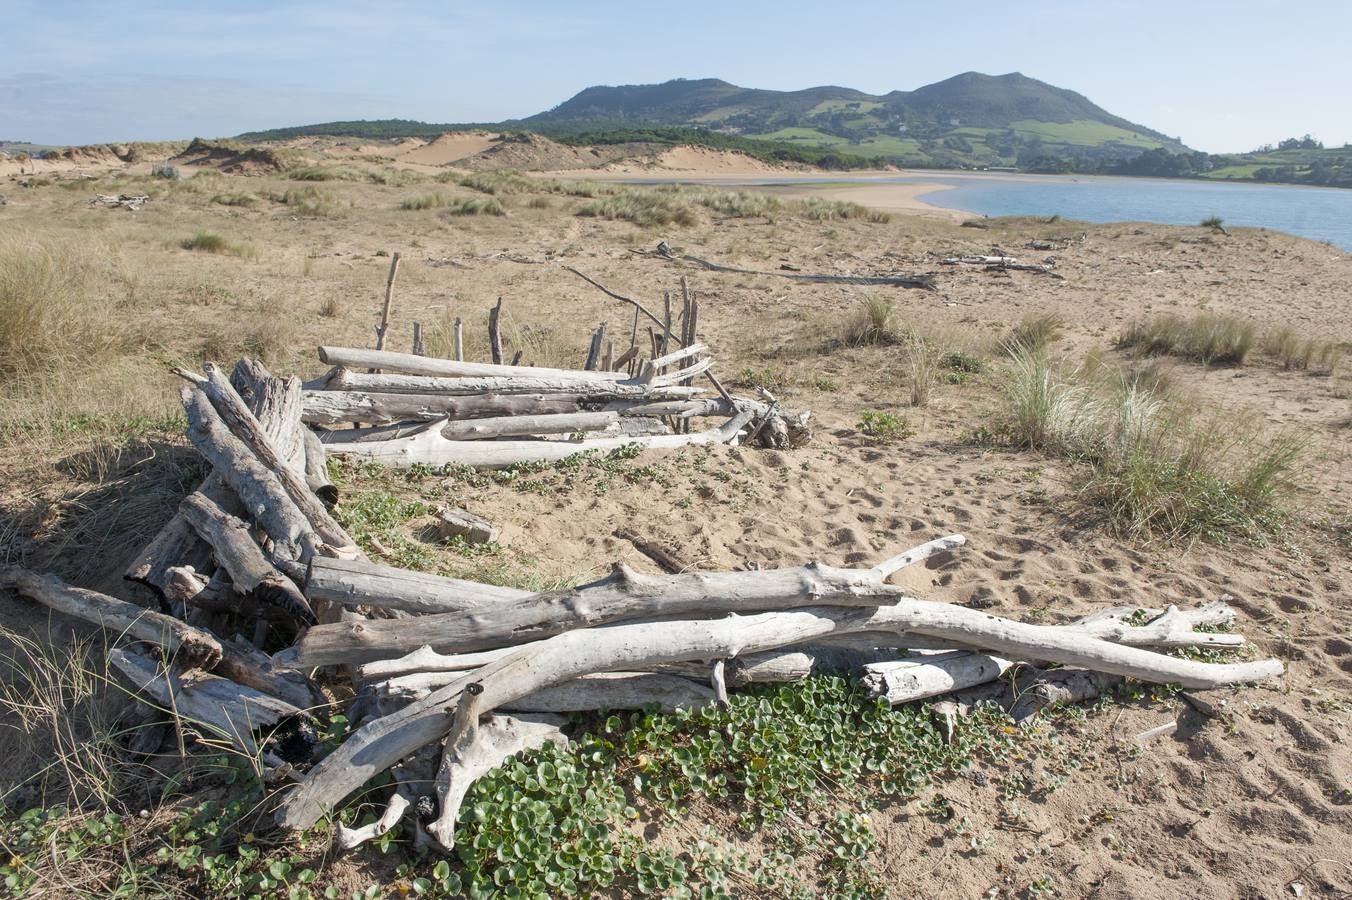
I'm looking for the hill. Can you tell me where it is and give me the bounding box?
[517,72,1189,168]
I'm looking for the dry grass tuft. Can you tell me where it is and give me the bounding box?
[843,294,898,346]
[999,312,1063,355]
[1262,326,1343,374]
[576,190,697,228]
[992,343,1303,541]
[442,197,506,217]
[181,231,257,259]
[0,235,122,379]
[1117,313,1255,366]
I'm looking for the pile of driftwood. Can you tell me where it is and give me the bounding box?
[299,277,810,465]
[0,318,1284,858]
[90,193,149,210]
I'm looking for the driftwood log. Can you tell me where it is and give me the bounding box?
[275,536,1282,838]
[290,535,963,666]
[321,410,752,469]
[322,369,701,399]
[302,391,586,426]
[177,491,317,627]
[109,648,314,761]
[2,568,223,669]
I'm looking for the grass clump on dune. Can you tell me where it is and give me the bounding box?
[209,192,257,207]
[1117,313,1255,366]
[180,231,257,258]
[798,197,891,223]
[695,190,784,219]
[442,197,506,217]
[0,236,119,378]
[276,186,344,218]
[843,294,899,346]
[575,190,697,228]
[399,192,451,211]
[1262,326,1343,374]
[990,343,1302,541]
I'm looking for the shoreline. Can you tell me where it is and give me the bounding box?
[567,168,973,221]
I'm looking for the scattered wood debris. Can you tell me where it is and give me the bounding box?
[90,193,149,210]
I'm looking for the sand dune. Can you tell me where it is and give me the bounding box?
[396,131,499,166]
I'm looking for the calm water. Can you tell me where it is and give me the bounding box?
[735,173,1352,252]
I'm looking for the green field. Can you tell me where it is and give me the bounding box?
[1008,119,1162,148]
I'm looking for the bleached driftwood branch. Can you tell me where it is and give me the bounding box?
[321,410,752,469]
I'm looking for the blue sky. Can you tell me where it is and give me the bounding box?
[2,0,1347,151]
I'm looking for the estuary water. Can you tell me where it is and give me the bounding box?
[738,172,1352,251]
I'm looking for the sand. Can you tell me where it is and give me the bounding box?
[2,155,1350,897]
[395,131,499,166]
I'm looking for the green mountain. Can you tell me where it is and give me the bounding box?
[517,72,1189,168]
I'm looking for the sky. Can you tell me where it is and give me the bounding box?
[2,0,1348,152]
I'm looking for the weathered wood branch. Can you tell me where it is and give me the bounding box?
[302,391,584,426]
[317,346,628,383]
[276,592,1281,833]
[373,671,715,713]
[2,568,222,669]
[178,364,357,557]
[438,412,618,441]
[304,556,529,617]
[177,491,316,627]
[861,651,1013,704]
[323,368,700,399]
[301,428,338,504]
[321,410,752,470]
[426,714,567,850]
[292,534,940,666]
[110,648,313,760]
[180,385,312,562]
[639,246,938,290]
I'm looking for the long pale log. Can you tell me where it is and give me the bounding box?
[324,369,701,399]
[302,391,583,426]
[322,410,752,470]
[177,491,316,627]
[2,567,222,669]
[318,346,629,382]
[293,534,937,667]
[301,428,338,504]
[180,385,311,561]
[426,714,567,849]
[305,556,528,616]
[439,411,618,441]
[374,671,715,712]
[109,648,313,759]
[181,364,357,557]
[861,651,1014,704]
[276,597,1282,833]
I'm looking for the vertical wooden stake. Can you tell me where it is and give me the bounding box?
[601,339,613,372]
[488,297,504,365]
[584,324,606,371]
[411,322,424,356]
[660,291,673,357]
[374,252,401,351]
[453,318,464,361]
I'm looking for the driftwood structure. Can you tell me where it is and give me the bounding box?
[0,276,1286,865]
